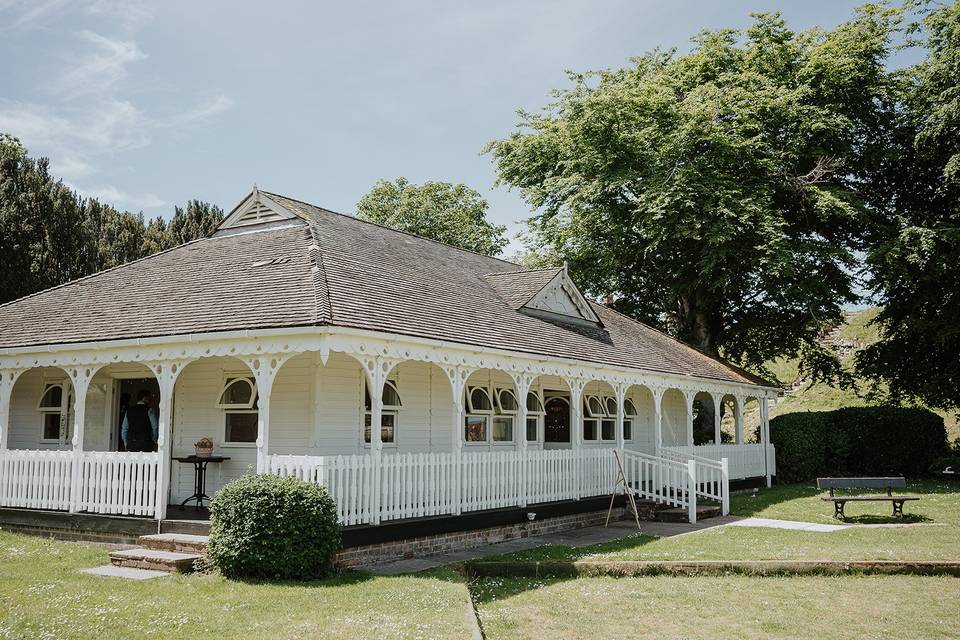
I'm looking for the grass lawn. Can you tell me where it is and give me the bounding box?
[472,574,960,639]
[0,531,472,640]
[484,479,960,562]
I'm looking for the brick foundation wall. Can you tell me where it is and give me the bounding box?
[336,507,625,568]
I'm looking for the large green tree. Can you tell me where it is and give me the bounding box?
[857,0,960,410]
[486,9,900,385]
[0,134,224,304]
[356,177,508,256]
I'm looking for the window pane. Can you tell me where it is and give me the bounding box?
[39,385,62,409]
[601,419,615,440]
[382,382,401,408]
[469,388,492,412]
[225,412,257,442]
[526,392,544,413]
[604,397,617,416]
[492,416,513,441]
[364,386,372,411]
[526,417,538,441]
[464,416,487,442]
[624,399,638,416]
[222,379,253,406]
[583,419,598,441]
[623,420,632,440]
[42,413,61,440]
[587,397,604,417]
[497,389,518,412]
[381,413,396,443]
[363,413,372,443]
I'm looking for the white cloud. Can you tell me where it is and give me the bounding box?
[1,0,70,32]
[54,31,146,96]
[162,93,235,127]
[78,184,166,209]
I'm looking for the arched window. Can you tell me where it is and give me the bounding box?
[38,382,69,444]
[623,398,638,441]
[495,388,519,414]
[363,379,402,445]
[525,391,545,442]
[217,377,258,444]
[465,384,515,444]
[600,396,617,440]
[467,387,493,414]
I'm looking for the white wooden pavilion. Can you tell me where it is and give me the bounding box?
[0,189,778,527]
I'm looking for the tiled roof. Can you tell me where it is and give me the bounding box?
[483,268,562,309]
[0,191,771,387]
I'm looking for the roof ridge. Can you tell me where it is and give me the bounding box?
[306,224,332,325]
[590,301,776,388]
[261,190,523,271]
[483,266,562,278]
[0,236,213,312]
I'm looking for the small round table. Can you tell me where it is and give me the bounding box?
[173,455,231,510]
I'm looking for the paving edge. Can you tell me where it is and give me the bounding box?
[464,559,960,578]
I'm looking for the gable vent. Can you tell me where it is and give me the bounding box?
[235,202,285,226]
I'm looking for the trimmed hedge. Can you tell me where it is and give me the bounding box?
[769,407,948,483]
[207,474,341,580]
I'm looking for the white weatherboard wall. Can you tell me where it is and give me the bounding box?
[660,388,688,446]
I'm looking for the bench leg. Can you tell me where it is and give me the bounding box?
[833,500,845,520]
[892,500,904,518]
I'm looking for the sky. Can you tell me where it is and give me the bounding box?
[0,0,871,254]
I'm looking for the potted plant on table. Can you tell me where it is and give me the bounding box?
[194,437,214,458]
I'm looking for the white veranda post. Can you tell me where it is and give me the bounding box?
[361,356,398,525]
[511,373,533,508]
[652,386,665,455]
[67,366,97,513]
[567,378,586,499]
[0,369,24,452]
[734,396,745,444]
[148,359,191,521]
[614,383,627,451]
[711,392,723,445]
[445,365,472,516]
[246,354,290,475]
[683,390,696,446]
[761,397,772,487]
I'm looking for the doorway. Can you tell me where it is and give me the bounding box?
[544,396,570,449]
[114,377,161,452]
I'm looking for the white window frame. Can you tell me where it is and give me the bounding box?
[38,381,70,445]
[600,395,617,442]
[464,384,515,445]
[219,376,259,447]
[525,390,545,443]
[362,378,402,447]
[623,398,638,442]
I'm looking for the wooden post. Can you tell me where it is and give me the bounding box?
[683,390,696,447]
[511,373,533,508]
[614,383,626,451]
[712,393,723,445]
[734,396,745,445]
[686,458,697,524]
[761,397,771,488]
[0,369,22,452]
[652,387,664,456]
[149,360,190,522]
[720,457,730,515]
[246,354,289,476]
[568,378,585,500]
[446,366,471,516]
[67,366,96,514]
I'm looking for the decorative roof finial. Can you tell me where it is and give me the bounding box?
[562,260,568,274]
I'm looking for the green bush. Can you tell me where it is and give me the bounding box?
[770,407,948,483]
[207,474,341,580]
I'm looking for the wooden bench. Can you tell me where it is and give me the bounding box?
[816,477,920,520]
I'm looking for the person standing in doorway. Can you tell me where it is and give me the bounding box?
[122,389,159,452]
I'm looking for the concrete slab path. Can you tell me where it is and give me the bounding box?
[80,565,170,580]
[364,516,740,576]
[728,517,849,532]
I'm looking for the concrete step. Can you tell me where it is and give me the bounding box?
[109,548,203,573]
[654,504,723,523]
[139,533,209,555]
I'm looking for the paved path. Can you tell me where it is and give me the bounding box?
[364,516,740,576]
[727,517,849,532]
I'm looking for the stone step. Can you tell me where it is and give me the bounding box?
[139,533,209,555]
[109,548,203,573]
[654,504,723,523]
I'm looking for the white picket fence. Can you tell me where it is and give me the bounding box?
[663,443,772,480]
[0,449,160,517]
[268,448,620,526]
[619,449,695,519]
[0,449,73,510]
[78,451,159,516]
